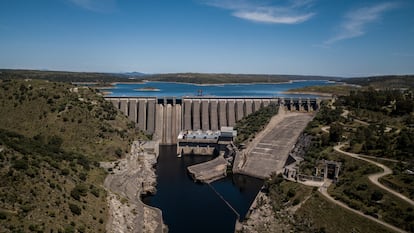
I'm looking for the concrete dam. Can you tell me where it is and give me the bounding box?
[105,97,320,145]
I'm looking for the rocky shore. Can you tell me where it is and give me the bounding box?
[235,191,293,233]
[101,141,165,233]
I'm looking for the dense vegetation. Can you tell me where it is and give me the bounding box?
[0,79,144,232]
[344,75,414,89]
[339,89,414,160]
[234,104,279,146]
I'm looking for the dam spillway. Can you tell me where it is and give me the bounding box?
[105,97,320,145]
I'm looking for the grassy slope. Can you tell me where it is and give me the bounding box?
[296,192,393,233]
[0,79,141,160]
[0,79,144,233]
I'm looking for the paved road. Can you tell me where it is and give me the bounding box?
[321,126,330,133]
[334,144,414,206]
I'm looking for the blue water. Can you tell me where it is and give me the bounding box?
[105,80,334,97]
[143,146,263,233]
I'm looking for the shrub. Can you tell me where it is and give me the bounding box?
[61,168,70,176]
[292,198,300,206]
[90,187,100,198]
[79,173,87,181]
[68,203,81,215]
[371,190,383,201]
[12,159,28,170]
[64,224,75,233]
[0,211,7,219]
[70,184,88,201]
[287,188,296,198]
[115,148,123,158]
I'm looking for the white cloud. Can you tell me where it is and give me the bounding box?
[325,2,397,45]
[233,10,314,24]
[203,0,315,24]
[68,0,117,12]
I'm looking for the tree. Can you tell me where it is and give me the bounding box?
[371,190,383,201]
[329,122,343,143]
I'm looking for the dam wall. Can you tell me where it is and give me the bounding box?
[106,97,320,145]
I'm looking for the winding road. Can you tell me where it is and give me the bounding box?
[317,123,413,233]
[333,144,414,206]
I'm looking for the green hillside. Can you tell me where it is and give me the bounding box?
[0,69,134,83]
[0,79,144,232]
[344,75,414,89]
[0,69,339,84]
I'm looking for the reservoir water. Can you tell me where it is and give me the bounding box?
[143,146,263,233]
[106,80,334,97]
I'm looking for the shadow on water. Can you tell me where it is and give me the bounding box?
[142,145,263,233]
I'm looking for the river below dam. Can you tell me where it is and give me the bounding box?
[143,145,263,233]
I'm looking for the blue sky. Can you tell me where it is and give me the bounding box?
[0,0,413,77]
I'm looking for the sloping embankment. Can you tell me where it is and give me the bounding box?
[233,110,314,179]
[102,141,165,233]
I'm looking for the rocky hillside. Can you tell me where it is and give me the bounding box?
[0,79,144,233]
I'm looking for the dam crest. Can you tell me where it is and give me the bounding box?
[105,97,320,145]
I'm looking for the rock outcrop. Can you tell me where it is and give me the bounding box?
[102,141,165,233]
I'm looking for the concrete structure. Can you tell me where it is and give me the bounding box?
[176,127,236,156]
[315,160,341,181]
[233,113,314,179]
[187,155,228,183]
[106,97,320,145]
[177,130,221,156]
